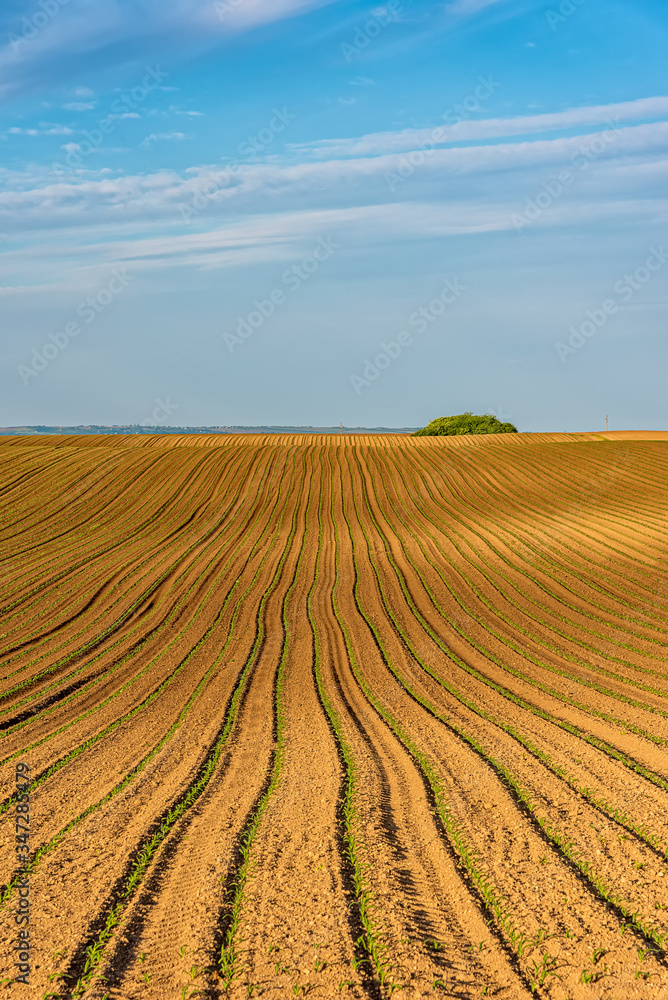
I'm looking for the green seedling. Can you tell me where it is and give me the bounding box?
[530,954,562,992]
[180,945,188,958]
[432,979,447,991]
[580,965,609,985]
[142,971,151,984]
[537,856,549,866]
[314,959,327,973]
[338,981,353,993]
[138,953,147,963]
[592,949,606,965]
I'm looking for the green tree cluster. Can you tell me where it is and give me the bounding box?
[414,412,518,436]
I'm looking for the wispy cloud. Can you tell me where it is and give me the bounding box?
[7,123,74,136]
[291,96,668,159]
[0,0,338,100]
[139,131,187,147]
[169,106,205,117]
[1,118,666,241]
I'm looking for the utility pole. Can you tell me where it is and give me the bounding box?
[606,415,608,432]
[340,421,343,436]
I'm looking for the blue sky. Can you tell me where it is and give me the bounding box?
[1,0,666,430]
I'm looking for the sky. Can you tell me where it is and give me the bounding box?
[0,0,666,431]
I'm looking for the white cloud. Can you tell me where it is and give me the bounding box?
[7,123,74,136]
[6,194,668,293]
[139,131,187,147]
[0,0,338,99]
[169,106,205,116]
[0,119,666,242]
[291,96,668,159]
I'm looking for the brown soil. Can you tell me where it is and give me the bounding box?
[0,432,667,999]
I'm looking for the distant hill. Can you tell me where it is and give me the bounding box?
[0,425,419,436]
[414,413,518,436]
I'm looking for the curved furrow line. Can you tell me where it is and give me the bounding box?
[50,448,309,999]
[0,451,265,704]
[0,446,240,658]
[0,448,302,933]
[0,446,290,820]
[341,449,668,959]
[0,445,251,644]
[371,447,668,737]
[0,446,274,726]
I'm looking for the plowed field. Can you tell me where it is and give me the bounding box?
[2,431,668,999]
